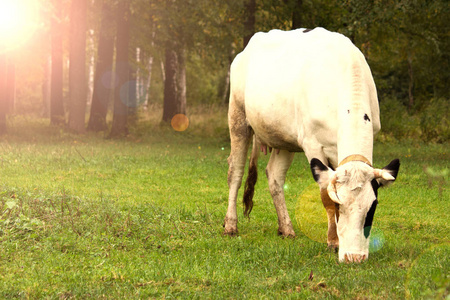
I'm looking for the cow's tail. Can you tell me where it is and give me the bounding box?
[243,135,259,218]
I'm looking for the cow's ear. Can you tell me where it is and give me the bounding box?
[310,158,335,189]
[375,158,400,187]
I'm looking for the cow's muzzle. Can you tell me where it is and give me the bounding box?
[343,253,367,263]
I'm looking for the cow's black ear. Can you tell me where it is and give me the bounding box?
[383,158,400,180]
[377,159,400,187]
[310,158,328,183]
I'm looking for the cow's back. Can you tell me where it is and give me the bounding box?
[229,28,380,166]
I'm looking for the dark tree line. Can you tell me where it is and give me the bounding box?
[0,0,447,136]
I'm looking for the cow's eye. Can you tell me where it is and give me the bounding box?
[335,203,340,223]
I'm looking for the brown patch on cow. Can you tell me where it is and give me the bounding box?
[320,188,339,248]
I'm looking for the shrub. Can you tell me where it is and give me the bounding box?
[378,97,420,141]
[419,98,449,143]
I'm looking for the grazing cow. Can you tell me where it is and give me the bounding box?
[224,28,400,263]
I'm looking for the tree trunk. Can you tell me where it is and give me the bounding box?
[50,0,65,125]
[292,0,303,29]
[0,54,7,134]
[42,55,51,117]
[407,52,414,110]
[162,42,186,122]
[109,0,130,138]
[6,60,15,113]
[177,48,186,116]
[128,63,137,119]
[87,29,95,106]
[243,0,256,47]
[136,48,141,105]
[144,52,154,109]
[222,45,235,105]
[87,0,115,132]
[68,0,88,133]
[162,45,178,122]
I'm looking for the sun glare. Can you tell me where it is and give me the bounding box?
[0,0,39,53]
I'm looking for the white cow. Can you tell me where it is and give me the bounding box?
[224,28,400,263]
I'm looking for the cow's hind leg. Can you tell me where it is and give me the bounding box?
[266,150,295,237]
[320,188,339,249]
[224,108,252,236]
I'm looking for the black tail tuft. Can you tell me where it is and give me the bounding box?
[243,138,259,218]
[243,159,257,217]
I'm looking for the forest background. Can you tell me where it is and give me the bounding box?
[0,0,448,142]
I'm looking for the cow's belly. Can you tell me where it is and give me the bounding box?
[245,104,303,152]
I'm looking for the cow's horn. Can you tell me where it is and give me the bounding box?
[374,169,395,181]
[327,174,342,204]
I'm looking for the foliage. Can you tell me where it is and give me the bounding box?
[419,98,449,143]
[378,97,421,141]
[1,0,447,139]
[0,110,448,298]
[379,97,449,143]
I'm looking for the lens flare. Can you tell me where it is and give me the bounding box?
[119,80,145,107]
[171,114,189,132]
[368,227,385,252]
[0,0,39,53]
[295,183,327,244]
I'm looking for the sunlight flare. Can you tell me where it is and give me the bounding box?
[0,0,39,53]
[171,114,189,132]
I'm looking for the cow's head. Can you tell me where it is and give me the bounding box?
[310,157,400,263]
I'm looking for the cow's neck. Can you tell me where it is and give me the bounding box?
[337,99,374,166]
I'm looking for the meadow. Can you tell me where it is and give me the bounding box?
[0,107,448,299]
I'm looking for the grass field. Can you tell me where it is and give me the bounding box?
[0,110,448,299]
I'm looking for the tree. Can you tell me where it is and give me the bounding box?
[50,0,65,125]
[0,54,14,134]
[161,0,187,123]
[0,54,7,134]
[243,0,256,47]
[162,39,186,122]
[339,0,449,108]
[87,0,116,132]
[109,0,131,137]
[291,0,303,29]
[68,0,88,133]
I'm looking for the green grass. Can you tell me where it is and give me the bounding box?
[0,111,448,299]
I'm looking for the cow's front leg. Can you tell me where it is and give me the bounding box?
[320,188,339,249]
[266,150,296,237]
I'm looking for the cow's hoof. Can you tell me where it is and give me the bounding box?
[327,240,339,252]
[223,217,238,236]
[327,244,338,253]
[278,228,296,238]
[223,228,238,236]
